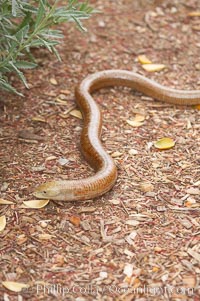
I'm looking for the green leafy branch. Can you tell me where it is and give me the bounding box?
[0,0,94,95]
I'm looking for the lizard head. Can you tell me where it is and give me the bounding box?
[33,181,74,201]
[33,181,61,200]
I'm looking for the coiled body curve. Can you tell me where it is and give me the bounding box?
[33,70,200,201]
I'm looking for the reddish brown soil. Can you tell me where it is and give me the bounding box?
[0,0,200,300]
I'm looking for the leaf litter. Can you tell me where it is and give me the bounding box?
[0,1,200,300]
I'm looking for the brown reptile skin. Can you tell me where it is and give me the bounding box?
[33,70,200,201]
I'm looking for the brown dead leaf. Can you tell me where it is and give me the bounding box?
[45,155,57,162]
[111,151,123,158]
[17,234,28,245]
[69,215,81,227]
[182,275,196,287]
[125,220,140,226]
[184,201,192,207]
[186,187,200,195]
[123,263,134,277]
[134,113,145,122]
[2,281,29,292]
[126,113,145,127]
[55,97,68,105]
[128,149,138,155]
[139,182,154,192]
[18,130,44,141]
[78,206,96,213]
[49,78,58,85]
[38,234,53,240]
[0,215,6,232]
[108,199,121,205]
[184,197,196,208]
[52,254,65,266]
[192,25,200,31]
[32,116,46,123]
[133,278,141,288]
[23,199,49,209]
[0,199,14,205]
[142,64,166,72]
[60,89,70,95]
[187,248,200,263]
[188,11,200,17]
[152,266,160,272]
[70,109,82,119]
[154,246,162,253]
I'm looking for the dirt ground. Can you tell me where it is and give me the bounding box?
[0,0,200,300]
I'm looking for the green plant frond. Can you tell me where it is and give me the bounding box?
[14,60,37,69]
[34,2,46,29]
[9,61,29,88]
[15,24,29,41]
[0,76,24,95]
[11,0,20,17]
[0,0,95,95]
[51,45,61,61]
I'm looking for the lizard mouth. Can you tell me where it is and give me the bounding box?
[33,183,60,199]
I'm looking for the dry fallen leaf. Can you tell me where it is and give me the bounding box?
[0,199,14,205]
[126,119,143,127]
[60,89,70,95]
[123,263,134,277]
[38,234,52,240]
[125,231,137,245]
[32,116,46,122]
[108,199,121,205]
[45,155,57,162]
[70,109,82,119]
[49,78,58,85]
[142,64,166,72]
[0,215,6,232]
[187,248,200,263]
[154,137,175,150]
[18,130,44,141]
[17,234,28,245]
[184,197,196,208]
[134,113,145,122]
[154,246,162,252]
[126,113,145,127]
[138,54,152,64]
[52,254,65,266]
[139,182,154,192]
[125,220,140,226]
[23,200,49,209]
[111,151,123,158]
[55,97,68,105]
[69,215,81,227]
[194,180,200,186]
[99,271,108,279]
[186,187,200,195]
[192,25,200,31]
[184,201,192,207]
[188,11,200,17]
[128,149,138,155]
[58,158,69,166]
[133,278,141,288]
[2,281,29,292]
[152,266,160,272]
[182,275,196,288]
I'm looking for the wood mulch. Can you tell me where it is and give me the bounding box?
[0,0,200,300]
